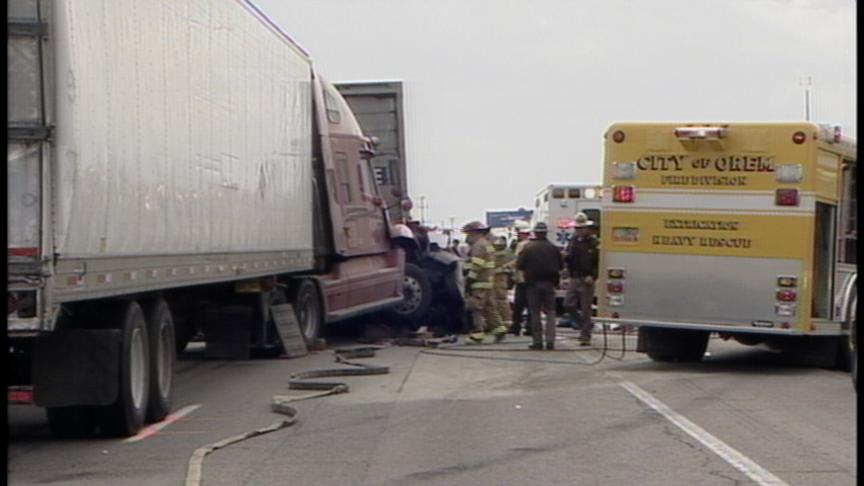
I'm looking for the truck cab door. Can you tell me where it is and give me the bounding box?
[312,74,390,257]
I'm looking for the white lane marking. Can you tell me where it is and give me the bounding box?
[619,381,789,486]
[124,404,202,443]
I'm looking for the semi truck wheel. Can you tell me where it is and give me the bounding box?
[641,327,709,362]
[294,280,323,343]
[143,299,175,423]
[98,301,151,437]
[46,406,97,439]
[384,263,432,327]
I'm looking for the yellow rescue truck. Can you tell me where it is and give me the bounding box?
[596,122,856,376]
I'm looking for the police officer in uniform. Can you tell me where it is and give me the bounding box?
[563,212,599,345]
[516,222,563,350]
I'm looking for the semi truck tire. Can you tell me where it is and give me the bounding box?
[294,280,323,344]
[641,327,709,363]
[46,406,98,439]
[384,263,432,327]
[143,299,175,423]
[98,301,151,437]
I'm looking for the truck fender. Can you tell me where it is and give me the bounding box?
[390,223,415,240]
[391,236,421,261]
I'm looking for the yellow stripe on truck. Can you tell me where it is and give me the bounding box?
[602,211,812,259]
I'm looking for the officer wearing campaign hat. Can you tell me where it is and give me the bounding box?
[563,212,599,345]
[515,220,563,350]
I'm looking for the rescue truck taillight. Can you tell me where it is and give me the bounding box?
[612,185,635,203]
[775,188,799,206]
[8,293,19,315]
[608,268,625,279]
[8,387,34,405]
[792,131,807,144]
[612,130,626,143]
[777,275,798,287]
[776,289,797,302]
[607,281,624,293]
[674,126,727,140]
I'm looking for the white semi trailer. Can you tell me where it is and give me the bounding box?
[7,0,426,437]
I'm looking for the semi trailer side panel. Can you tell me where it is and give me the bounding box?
[51,0,314,258]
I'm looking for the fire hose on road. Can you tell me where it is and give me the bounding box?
[185,328,631,485]
[185,347,390,486]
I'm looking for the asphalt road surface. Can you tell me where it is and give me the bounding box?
[8,328,857,485]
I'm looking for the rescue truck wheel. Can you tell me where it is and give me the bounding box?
[641,327,709,362]
[143,299,175,423]
[384,263,432,327]
[46,406,98,439]
[98,301,151,437]
[836,292,856,372]
[849,293,857,390]
[294,280,323,343]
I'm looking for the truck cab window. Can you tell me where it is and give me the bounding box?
[324,89,342,124]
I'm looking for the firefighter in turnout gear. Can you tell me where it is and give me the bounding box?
[462,221,506,343]
[492,235,514,329]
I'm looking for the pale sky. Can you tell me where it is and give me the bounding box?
[255,0,857,229]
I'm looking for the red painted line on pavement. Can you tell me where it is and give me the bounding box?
[124,404,202,443]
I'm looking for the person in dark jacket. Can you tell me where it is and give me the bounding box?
[563,212,599,345]
[515,222,563,350]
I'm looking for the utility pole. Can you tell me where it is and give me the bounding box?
[418,196,427,225]
[799,76,813,121]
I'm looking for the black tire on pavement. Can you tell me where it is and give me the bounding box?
[294,280,323,344]
[97,301,151,437]
[642,327,709,363]
[383,263,433,327]
[142,299,175,423]
[46,406,98,439]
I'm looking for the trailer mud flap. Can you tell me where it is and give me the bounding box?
[33,330,121,407]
